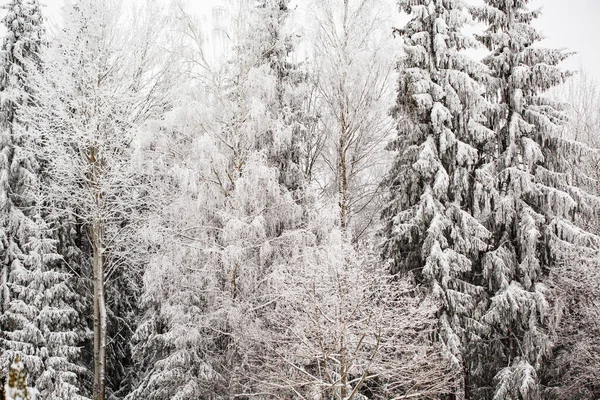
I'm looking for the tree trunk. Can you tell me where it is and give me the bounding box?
[1,253,8,314]
[340,335,347,400]
[337,0,350,231]
[92,220,106,400]
[89,144,106,400]
[338,129,348,230]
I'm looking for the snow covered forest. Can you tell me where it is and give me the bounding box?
[0,0,599,398]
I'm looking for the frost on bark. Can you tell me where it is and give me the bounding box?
[308,0,397,239]
[250,227,453,399]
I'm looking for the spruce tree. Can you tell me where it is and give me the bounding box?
[471,1,600,398]
[0,1,86,398]
[381,0,494,397]
[0,0,44,331]
[254,0,305,193]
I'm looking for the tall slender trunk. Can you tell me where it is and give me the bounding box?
[338,127,348,230]
[339,335,347,400]
[1,118,15,317]
[337,0,350,231]
[92,220,106,400]
[1,252,8,314]
[89,144,106,400]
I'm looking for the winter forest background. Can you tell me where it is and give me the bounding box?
[0,0,599,399]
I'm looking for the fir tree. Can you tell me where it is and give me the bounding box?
[471,0,600,398]
[382,0,494,397]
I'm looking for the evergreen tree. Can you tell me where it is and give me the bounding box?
[0,1,86,398]
[253,0,305,194]
[471,1,600,398]
[0,0,44,336]
[381,0,494,397]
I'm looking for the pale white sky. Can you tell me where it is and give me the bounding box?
[11,0,600,80]
[523,0,600,78]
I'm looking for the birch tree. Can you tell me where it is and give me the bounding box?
[251,226,453,399]
[20,0,173,398]
[308,0,397,240]
[551,67,600,147]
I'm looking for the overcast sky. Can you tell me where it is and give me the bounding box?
[526,0,600,78]
[18,0,600,80]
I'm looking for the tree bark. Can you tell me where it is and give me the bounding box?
[89,144,106,400]
[338,128,348,230]
[337,0,350,231]
[1,253,8,315]
[92,220,106,400]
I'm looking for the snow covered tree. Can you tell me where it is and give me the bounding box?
[129,141,307,399]
[18,0,174,398]
[1,231,87,399]
[541,70,600,400]
[128,1,308,397]
[251,0,307,194]
[251,225,453,399]
[306,0,397,240]
[0,0,87,398]
[471,1,600,398]
[381,0,495,397]
[551,67,600,147]
[127,1,421,398]
[0,0,45,341]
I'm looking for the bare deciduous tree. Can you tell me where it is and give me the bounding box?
[21,1,173,398]
[249,229,454,399]
[306,0,397,241]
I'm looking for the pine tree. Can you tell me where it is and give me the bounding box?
[471,1,600,398]
[381,0,495,397]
